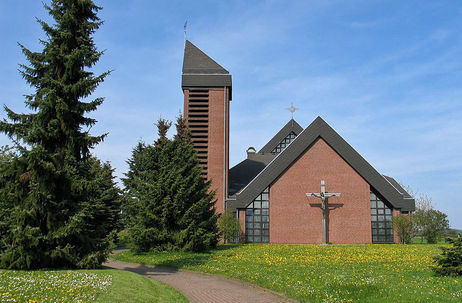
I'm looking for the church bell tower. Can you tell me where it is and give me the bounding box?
[181,40,232,213]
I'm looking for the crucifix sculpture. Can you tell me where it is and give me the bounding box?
[306,180,342,244]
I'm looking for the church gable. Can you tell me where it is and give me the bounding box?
[272,138,368,189]
[270,138,371,244]
[227,116,415,212]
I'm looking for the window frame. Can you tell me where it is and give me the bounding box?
[246,187,270,243]
[370,190,394,243]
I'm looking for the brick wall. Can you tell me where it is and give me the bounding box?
[269,138,373,244]
[184,88,230,214]
[207,88,229,214]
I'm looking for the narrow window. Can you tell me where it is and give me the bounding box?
[370,190,394,243]
[246,187,270,243]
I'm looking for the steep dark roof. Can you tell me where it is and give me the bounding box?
[229,119,302,196]
[227,116,415,212]
[229,153,275,196]
[259,119,303,153]
[182,40,232,93]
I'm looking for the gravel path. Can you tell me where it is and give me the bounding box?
[104,258,295,303]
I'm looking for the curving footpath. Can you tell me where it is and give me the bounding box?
[104,258,295,303]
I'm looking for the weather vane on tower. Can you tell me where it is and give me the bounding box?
[184,21,188,43]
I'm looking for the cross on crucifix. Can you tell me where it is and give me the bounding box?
[306,180,342,244]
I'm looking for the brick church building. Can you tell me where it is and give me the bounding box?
[181,40,415,244]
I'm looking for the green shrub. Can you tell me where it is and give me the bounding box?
[392,214,413,244]
[217,209,240,244]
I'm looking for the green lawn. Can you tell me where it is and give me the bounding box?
[0,268,187,303]
[113,244,462,303]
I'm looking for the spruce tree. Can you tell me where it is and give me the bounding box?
[123,116,218,252]
[123,142,165,251]
[123,119,179,252]
[172,115,218,251]
[0,1,120,269]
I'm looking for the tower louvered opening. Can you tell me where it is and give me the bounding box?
[188,89,209,177]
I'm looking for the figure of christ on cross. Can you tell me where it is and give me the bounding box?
[306,180,342,244]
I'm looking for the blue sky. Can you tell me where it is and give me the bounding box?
[0,1,461,228]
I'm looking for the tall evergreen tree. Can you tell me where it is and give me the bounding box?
[123,141,165,252]
[123,116,218,252]
[172,115,218,251]
[0,1,120,269]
